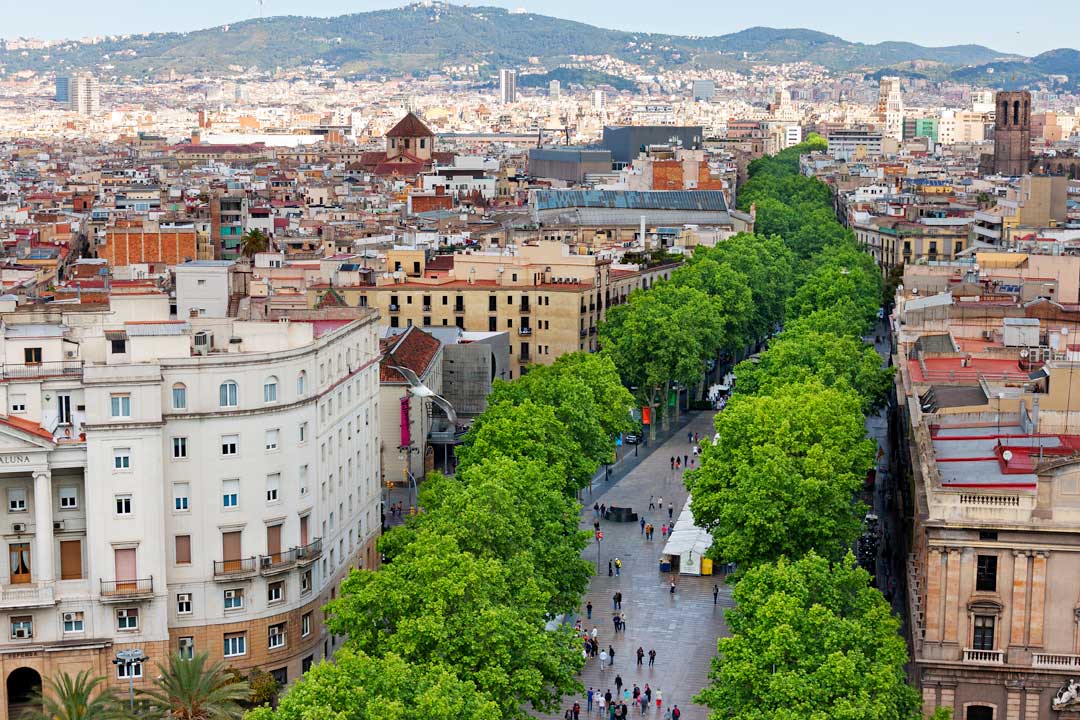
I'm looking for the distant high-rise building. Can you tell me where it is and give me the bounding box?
[692,80,716,102]
[993,90,1032,176]
[972,89,995,114]
[68,73,100,115]
[593,90,606,111]
[499,69,517,104]
[877,76,904,141]
[548,79,561,99]
[54,76,70,104]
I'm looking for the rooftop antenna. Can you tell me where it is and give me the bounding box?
[257,0,264,19]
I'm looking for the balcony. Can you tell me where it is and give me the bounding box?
[519,304,530,313]
[389,304,400,312]
[0,361,83,381]
[99,577,154,602]
[520,354,531,363]
[589,327,597,335]
[295,539,322,566]
[518,327,533,336]
[259,549,299,575]
[453,305,465,314]
[422,304,432,312]
[580,328,587,338]
[1033,653,1080,670]
[963,648,1004,665]
[0,584,55,608]
[213,557,258,579]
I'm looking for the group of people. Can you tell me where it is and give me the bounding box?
[640,515,676,541]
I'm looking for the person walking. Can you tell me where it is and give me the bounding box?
[669,457,674,471]
[636,646,645,666]
[713,584,719,604]
[644,685,652,705]
[674,458,680,470]
[573,701,581,720]
[648,649,656,667]
[613,613,620,634]
[598,694,606,717]
[658,497,663,511]
[660,523,667,538]
[687,431,693,444]
[609,645,616,665]
[648,495,655,510]
[639,694,648,716]
[655,689,663,711]
[594,502,601,519]
[615,558,622,576]
[671,705,681,720]
[613,592,619,610]
[615,675,623,695]
[645,523,653,540]
[620,612,627,631]
[592,626,598,640]
[669,579,676,595]
[683,454,688,468]
[668,505,674,521]
[599,649,609,670]
[587,601,593,619]
[639,517,646,535]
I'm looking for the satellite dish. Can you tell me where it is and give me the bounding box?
[1063,327,1070,335]
[1002,450,1013,462]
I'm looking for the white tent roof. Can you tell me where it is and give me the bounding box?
[661,495,713,557]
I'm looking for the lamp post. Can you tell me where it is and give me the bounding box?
[595,531,603,573]
[113,649,147,711]
[397,444,420,510]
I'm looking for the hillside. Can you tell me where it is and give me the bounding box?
[0,2,1039,81]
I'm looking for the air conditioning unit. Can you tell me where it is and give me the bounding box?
[62,613,77,623]
[193,331,212,356]
[53,520,64,531]
[260,556,272,568]
[12,628,30,639]
[12,523,26,533]
[65,350,77,358]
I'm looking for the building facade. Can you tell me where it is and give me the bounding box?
[993,91,1032,177]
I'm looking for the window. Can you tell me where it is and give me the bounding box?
[115,495,132,516]
[117,660,142,679]
[62,611,84,633]
[266,474,280,503]
[10,394,26,414]
[173,483,190,511]
[219,381,238,408]
[972,615,995,651]
[7,487,26,513]
[263,377,278,403]
[178,636,194,660]
[110,394,131,418]
[221,434,238,456]
[299,422,307,443]
[10,616,32,639]
[268,623,286,650]
[265,429,279,451]
[172,383,187,410]
[224,632,246,657]
[113,448,131,470]
[110,338,127,354]
[301,612,312,637]
[270,668,287,686]
[117,608,139,630]
[222,479,239,508]
[177,593,192,615]
[976,555,998,592]
[301,569,312,594]
[268,581,284,604]
[302,656,314,673]
[175,535,191,565]
[297,371,307,396]
[23,347,42,365]
[172,437,188,459]
[59,486,77,509]
[224,588,244,610]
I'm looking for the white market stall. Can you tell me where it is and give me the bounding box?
[661,496,714,576]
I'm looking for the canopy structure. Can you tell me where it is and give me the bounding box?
[661,495,714,576]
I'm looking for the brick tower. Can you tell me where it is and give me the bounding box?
[993,90,1031,176]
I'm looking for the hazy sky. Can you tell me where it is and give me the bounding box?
[1,0,1073,56]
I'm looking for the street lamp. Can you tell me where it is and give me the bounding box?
[112,648,148,711]
[397,444,420,510]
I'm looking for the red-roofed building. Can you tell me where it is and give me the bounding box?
[379,325,444,483]
[354,112,454,177]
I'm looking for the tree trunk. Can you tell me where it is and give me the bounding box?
[661,381,671,431]
[647,389,658,443]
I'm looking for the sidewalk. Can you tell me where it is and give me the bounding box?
[542,411,727,720]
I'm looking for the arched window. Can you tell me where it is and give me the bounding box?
[1013,100,1020,126]
[297,371,307,396]
[263,376,279,403]
[219,381,238,408]
[171,383,187,410]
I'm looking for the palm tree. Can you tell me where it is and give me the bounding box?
[239,228,270,258]
[140,652,247,720]
[35,670,122,720]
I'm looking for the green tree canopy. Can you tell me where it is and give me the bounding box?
[696,552,919,720]
[671,254,755,352]
[695,233,794,341]
[687,381,873,569]
[247,650,501,720]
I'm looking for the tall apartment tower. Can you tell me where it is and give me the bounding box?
[548,79,561,100]
[68,73,100,115]
[877,76,904,141]
[54,76,70,104]
[499,69,517,105]
[993,90,1032,176]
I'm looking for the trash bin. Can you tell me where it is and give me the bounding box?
[659,560,672,573]
[701,558,713,576]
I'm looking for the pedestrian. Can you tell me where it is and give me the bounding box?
[594,502,600,519]
[613,592,619,610]
[592,625,598,640]
[669,579,676,595]
[598,694,606,716]
[649,495,655,510]
[645,523,653,540]
[639,517,646,535]
[658,497,663,510]
[624,689,631,703]
[599,650,609,670]
[606,689,613,707]
[688,431,693,443]
[636,646,644,666]
[613,614,620,633]
[675,458,680,470]
[608,559,613,577]
[609,645,615,664]
[594,520,601,533]
[668,506,673,521]
[648,649,656,667]
[615,675,623,694]
[683,454,688,467]
[713,584,719,604]
[672,705,681,720]
[639,695,648,716]
[573,701,581,720]
[617,591,623,609]
[663,710,671,720]
[621,611,627,630]
[600,503,607,517]
[615,558,622,576]
[660,523,667,538]
[669,456,674,471]
[695,431,699,443]
[644,685,652,704]
[656,689,663,711]
[565,709,572,720]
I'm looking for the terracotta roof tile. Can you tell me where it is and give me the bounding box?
[380,326,441,383]
[385,112,434,139]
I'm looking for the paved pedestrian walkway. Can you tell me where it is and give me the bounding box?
[543,411,730,720]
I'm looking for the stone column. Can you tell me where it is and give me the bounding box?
[943,548,962,644]
[925,548,944,642]
[32,469,54,584]
[1006,689,1021,720]
[922,686,938,719]
[1009,550,1030,646]
[939,686,956,714]
[1028,551,1048,647]
[1024,691,1041,720]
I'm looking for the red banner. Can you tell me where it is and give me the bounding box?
[399,395,411,446]
[642,406,651,425]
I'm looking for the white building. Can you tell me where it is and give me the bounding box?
[0,305,381,713]
[174,260,235,319]
[499,69,517,105]
[68,74,100,116]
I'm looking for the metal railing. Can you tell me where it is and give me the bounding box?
[213,557,257,577]
[295,539,322,564]
[100,577,153,597]
[260,548,299,573]
[518,327,533,336]
[0,361,83,381]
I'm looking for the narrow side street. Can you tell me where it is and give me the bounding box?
[542,411,728,720]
